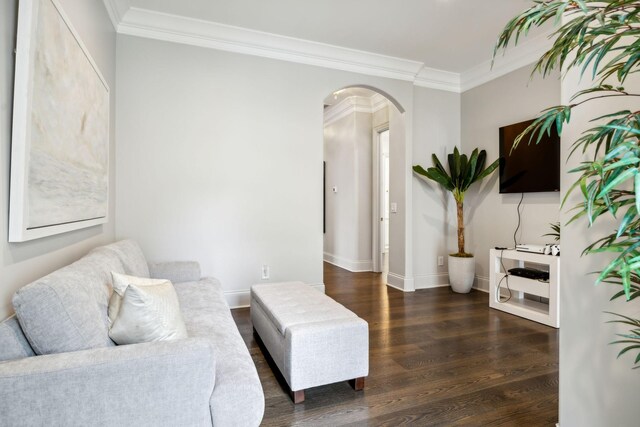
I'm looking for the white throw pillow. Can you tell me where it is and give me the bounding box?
[109,272,168,324]
[108,281,188,345]
[109,273,187,344]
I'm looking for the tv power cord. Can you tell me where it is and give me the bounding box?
[513,192,524,247]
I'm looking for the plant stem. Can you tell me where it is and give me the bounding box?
[457,200,465,255]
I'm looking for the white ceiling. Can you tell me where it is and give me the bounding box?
[106,0,553,92]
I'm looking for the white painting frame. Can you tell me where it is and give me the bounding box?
[9,0,110,242]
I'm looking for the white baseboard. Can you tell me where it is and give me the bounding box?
[413,274,489,293]
[475,275,490,292]
[225,283,326,308]
[387,272,415,292]
[323,252,373,272]
[414,273,449,290]
[224,274,485,306]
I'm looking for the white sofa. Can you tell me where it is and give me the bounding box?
[0,240,264,426]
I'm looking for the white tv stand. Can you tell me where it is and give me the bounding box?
[489,249,560,328]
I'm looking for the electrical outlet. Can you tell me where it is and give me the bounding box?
[437,256,444,266]
[261,264,270,280]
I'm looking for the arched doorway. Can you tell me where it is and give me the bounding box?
[322,86,405,286]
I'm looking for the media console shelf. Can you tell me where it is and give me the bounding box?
[489,249,560,328]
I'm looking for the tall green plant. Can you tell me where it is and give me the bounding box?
[495,0,640,366]
[413,147,499,256]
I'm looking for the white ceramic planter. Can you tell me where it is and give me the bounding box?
[448,255,475,293]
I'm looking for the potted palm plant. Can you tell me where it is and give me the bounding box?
[413,147,499,293]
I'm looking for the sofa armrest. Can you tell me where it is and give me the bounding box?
[148,261,201,283]
[0,338,215,427]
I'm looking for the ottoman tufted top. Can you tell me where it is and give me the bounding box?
[251,282,356,335]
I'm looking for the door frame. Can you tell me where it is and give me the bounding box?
[372,123,389,273]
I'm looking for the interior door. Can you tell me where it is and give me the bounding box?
[379,130,390,270]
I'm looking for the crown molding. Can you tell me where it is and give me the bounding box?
[324,96,374,127]
[117,7,430,83]
[460,32,553,92]
[106,3,554,94]
[102,0,129,30]
[415,66,461,93]
[370,93,389,113]
[324,93,388,127]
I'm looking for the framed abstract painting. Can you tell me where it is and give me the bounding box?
[9,0,109,242]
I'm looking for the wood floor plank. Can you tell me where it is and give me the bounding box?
[231,263,558,426]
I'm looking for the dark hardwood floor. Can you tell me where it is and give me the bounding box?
[231,263,559,426]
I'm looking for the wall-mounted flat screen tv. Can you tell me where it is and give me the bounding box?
[499,119,560,194]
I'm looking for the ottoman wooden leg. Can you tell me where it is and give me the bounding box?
[349,377,365,391]
[290,389,305,404]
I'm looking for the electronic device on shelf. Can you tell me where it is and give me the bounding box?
[515,244,546,254]
[543,244,560,256]
[508,267,549,281]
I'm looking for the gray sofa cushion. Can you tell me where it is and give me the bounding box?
[0,338,216,427]
[0,316,34,362]
[149,261,201,284]
[100,240,150,278]
[13,249,124,355]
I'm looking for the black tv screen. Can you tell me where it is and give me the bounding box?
[499,119,560,194]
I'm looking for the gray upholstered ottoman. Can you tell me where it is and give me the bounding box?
[250,281,369,403]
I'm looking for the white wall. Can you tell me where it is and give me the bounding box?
[115,35,421,304]
[412,85,461,288]
[0,0,116,320]
[559,65,640,427]
[323,109,373,272]
[461,65,561,291]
